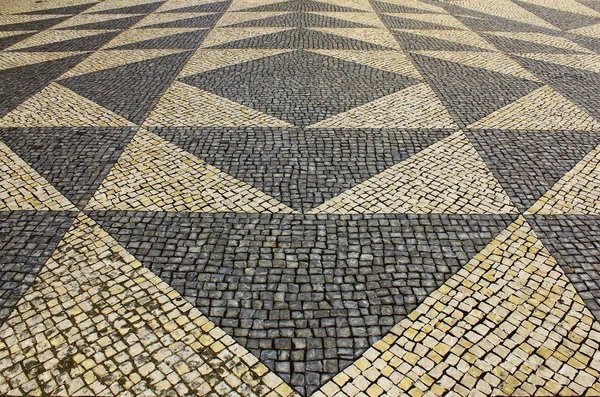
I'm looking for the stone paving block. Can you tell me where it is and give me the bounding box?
[317,216,600,396]
[89,210,516,394]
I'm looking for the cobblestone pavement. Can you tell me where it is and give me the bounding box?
[1,0,600,396]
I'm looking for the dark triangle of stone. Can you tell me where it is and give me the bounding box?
[0,211,76,325]
[392,30,490,52]
[525,215,600,322]
[373,0,442,14]
[0,54,88,118]
[89,211,518,396]
[409,53,544,127]
[58,14,146,30]
[164,1,229,12]
[514,0,600,31]
[149,127,454,211]
[380,13,457,30]
[107,29,208,49]
[182,50,419,127]
[466,130,600,212]
[480,32,586,54]
[60,51,191,124]
[209,27,393,50]
[0,15,71,31]
[452,14,531,32]
[0,127,138,209]
[226,11,373,28]
[0,32,37,51]
[142,13,221,28]
[244,0,364,12]
[566,32,600,53]
[92,1,165,14]
[511,55,600,121]
[429,1,487,18]
[440,1,558,33]
[578,0,600,13]
[20,2,98,15]
[15,30,122,52]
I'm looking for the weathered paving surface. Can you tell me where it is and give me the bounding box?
[1,0,600,395]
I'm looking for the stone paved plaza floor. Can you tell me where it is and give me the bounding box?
[1,0,600,395]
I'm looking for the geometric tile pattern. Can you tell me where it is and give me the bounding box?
[0,213,295,397]
[467,130,600,212]
[0,127,137,208]
[310,132,517,214]
[2,0,600,395]
[86,129,295,213]
[0,211,75,324]
[149,127,452,211]
[89,211,517,395]
[314,216,600,397]
[527,144,600,215]
[527,215,600,322]
[180,49,419,127]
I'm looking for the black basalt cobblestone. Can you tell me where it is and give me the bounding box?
[0,211,75,324]
[90,211,516,395]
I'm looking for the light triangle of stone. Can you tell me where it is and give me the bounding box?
[102,27,203,48]
[570,23,600,38]
[393,29,497,51]
[143,81,294,127]
[0,31,35,39]
[156,0,224,12]
[133,11,216,27]
[179,48,293,76]
[483,31,593,53]
[528,143,600,215]
[60,49,186,78]
[410,50,540,81]
[377,0,447,14]
[8,29,116,51]
[0,14,62,26]
[0,141,75,211]
[468,85,600,131]
[519,53,600,74]
[307,82,454,129]
[450,0,559,30]
[5,0,98,14]
[0,213,297,397]
[318,0,374,12]
[308,27,400,49]
[200,27,294,47]
[307,49,422,78]
[384,12,469,29]
[519,0,600,17]
[86,128,296,213]
[227,0,288,11]
[309,131,517,214]
[50,13,143,29]
[216,12,292,27]
[314,216,600,397]
[0,52,86,71]
[309,12,385,28]
[0,82,135,127]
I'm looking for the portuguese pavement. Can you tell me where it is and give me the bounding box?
[1,0,600,395]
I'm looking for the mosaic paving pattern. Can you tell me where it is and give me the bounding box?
[1,0,600,395]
